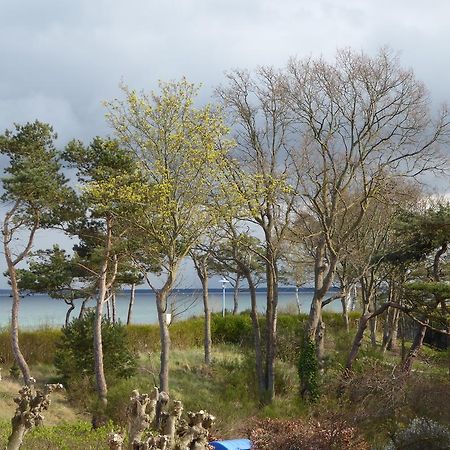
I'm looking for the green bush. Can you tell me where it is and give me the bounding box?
[276,315,305,363]
[0,327,62,365]
[170,317,204,348]
[126,318,205,354]
[125,324,160,353]
[211,313,254,345]
[54,312,137,387]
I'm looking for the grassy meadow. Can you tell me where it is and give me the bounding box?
[0,311,449,449]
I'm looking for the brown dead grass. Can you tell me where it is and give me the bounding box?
[0,376,88,425]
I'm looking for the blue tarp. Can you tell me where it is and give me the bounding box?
[210,439,252,450]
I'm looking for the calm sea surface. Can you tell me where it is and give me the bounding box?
[0,288,341,329]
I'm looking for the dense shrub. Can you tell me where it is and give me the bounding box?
[334,360,450,444]
[0,312,332,366]
[276,315,305,363]
[211,313,253,345]
[211,312,305,359]
[249,418,369,450]
[385,417,450,450]
[170,317,205,348]
[406,376,450,424]
[0,328,62,365]
[54,312,137,387]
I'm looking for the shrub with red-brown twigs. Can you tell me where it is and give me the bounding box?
[249,417,369,450]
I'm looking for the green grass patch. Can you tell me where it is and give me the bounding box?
[0,420,112,450]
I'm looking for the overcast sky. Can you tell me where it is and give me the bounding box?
[2,0,450,143]
[1,0,450,288]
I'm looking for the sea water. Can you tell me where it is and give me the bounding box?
[0,288,341,329]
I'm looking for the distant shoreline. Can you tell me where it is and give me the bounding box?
[0,286,340,296]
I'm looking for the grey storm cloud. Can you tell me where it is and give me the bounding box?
[2,0,450,143]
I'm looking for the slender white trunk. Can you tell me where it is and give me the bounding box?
[156,291,171,393]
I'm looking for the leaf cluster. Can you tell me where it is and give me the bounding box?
[0,121,76,226]
[16,245,92,301]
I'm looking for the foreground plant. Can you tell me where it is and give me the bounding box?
[108,388,215,449]
[7,383,64,450]
[385,417,450,450]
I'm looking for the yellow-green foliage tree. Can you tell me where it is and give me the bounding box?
[105,79,233,393]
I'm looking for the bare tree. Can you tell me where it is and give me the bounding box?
[286,48,449,374]
[209,219,267,399]
[217,67,299,402]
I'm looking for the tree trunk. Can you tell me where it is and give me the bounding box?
[111,291,117,324]
[345,302,400,372]
[7,422,27,450]
[121,390,215,449]
[5,254,32,386]
[156,291,171,393]
[349,284,357,312]
[232,274,241,315]
[388,308,400,351]
[301,240,333,397]
[201,275,212,366]
[245,271,265,399]
[7,384,62,450]
[341,295,349,332]
[346,313,371,372]
[402,323,428,374]
[264,253,278,403]
[361,277,377,348]
[192,255,212,366]
[382,306,400,353]
[370,316,378,347]
[2,213,33,387]
[382,306,393,353]
[106,295,111,321]
[306,239,337,342]
[316,316,326,369]
[307,242,326,343]
[94,288,108,410]
[127,283,136,325]
[93,219,114,416]
[295,286,301,314]
[306,239,338,370]
[79,297,89,319]
[126,388,158,449]
[64,300,75,327]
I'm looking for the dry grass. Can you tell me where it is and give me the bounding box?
[0,376,88,425]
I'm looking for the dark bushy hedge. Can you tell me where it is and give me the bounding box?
[0,312,352,366]
[54,312,137,386]
[211,314,254,345]
[0,327,62,365]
